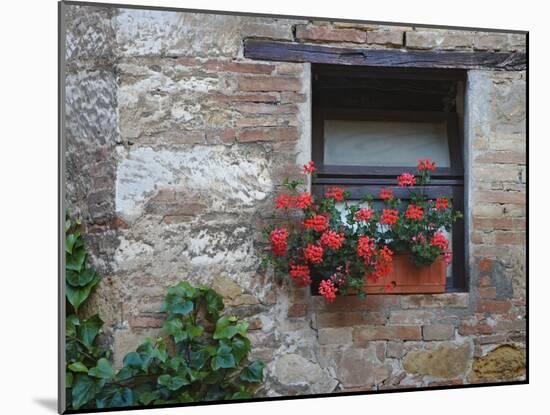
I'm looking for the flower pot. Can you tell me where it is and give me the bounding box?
[365,254,446,294]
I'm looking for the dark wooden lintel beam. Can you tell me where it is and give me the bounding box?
[243,39,526,71]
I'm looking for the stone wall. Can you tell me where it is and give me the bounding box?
[64,5,527,395]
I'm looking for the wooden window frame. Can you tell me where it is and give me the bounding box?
[311,69,467,291]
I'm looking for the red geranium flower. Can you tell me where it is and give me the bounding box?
[379,188,394,200]
[270,228,289,256]
[357,235,376,261]
[367,246,393,281]
[275,194,294,209]
[319,279,337,303]
[289,265,312,286]
[405,204,424,220]
[397,173,416,187]
[325,186,345,202]
[355,208,374,222]
[303,243,324,264]
[380,209,399,225]
[295,192,313,209]
[417,159,436,172]
[303,161,317,174]
[303,214,329,232]
[430,231,449,250]
[320,230,345,251]
[435,197,449,210]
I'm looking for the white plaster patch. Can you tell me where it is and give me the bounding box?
[116,146,272,222]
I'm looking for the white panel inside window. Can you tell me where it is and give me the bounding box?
[324,120,451,167]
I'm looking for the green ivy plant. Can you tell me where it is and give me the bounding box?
[65,215,109,411]
[65,215,265,410]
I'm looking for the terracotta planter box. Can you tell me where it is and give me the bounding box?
[365,254,446,294]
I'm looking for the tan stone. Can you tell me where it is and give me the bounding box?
[211,275,242,300]
[318,327,353,345]
[403,343,472,378]
[468,345,526,382]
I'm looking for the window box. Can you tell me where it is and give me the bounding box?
[311,254,446,296]
[365,254,446,294]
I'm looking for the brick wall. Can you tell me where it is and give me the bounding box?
[64,5,527,395]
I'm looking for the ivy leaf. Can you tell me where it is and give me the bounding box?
[161,295,194,316]
[163,316,185,342]
[211,343,236,370]
[78,314,103,348]
[214,316,248,340]
[231,336,251,363]
[89,358,115,379]
[239,361,264,383]
[66,314,80,337]
[66,276,98,312]
[68,362,88,373]
[71,374,98,409]
[158,374,189,391]
[67,268,96,288]
[66,247,87,272]
[109,387,133,408]
[189,349,209,370]
[122,352,143,369]
[66,371,73,388]
[66,233,77,254]
[185,323,204,339]
[204,289,224,316]
[138,390,160,405]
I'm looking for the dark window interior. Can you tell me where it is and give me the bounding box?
[311,64,467,292]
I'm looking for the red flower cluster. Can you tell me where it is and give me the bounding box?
[397,173,416,187]
[435,197,449,210]
[303,161,317,174]
[276,192,314,210]
[405,204,424,220]
[319,279,337,303]
[289,265,311,286]
[325,186,345,202]
[367,246,393,282]
[418,159,436,171]
[304,214,329,232]
[304,243,324,264]
[356,208,374,222]
[381,209,399,225]
[357,235,376,261]
[275,194,294,209]
[295,192,313,209]
[270,228,288,256]
[379,188,394,200]
[430,231,449,250]
[320,230,345,251]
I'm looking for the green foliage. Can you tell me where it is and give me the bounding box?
[65,216,264,410]
[65,215,109,411]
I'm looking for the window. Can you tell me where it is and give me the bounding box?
[311,65,467,291]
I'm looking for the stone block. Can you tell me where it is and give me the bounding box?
[353,325,421,343]
[422,324,455,341]
[295,25,366,43]
[400,293,469,309]
[318,327,353,345]
[367,30,403,47]
[238,76,302,92]
[403,343,472,377]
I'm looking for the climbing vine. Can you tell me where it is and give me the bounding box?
[65,215,265,410]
